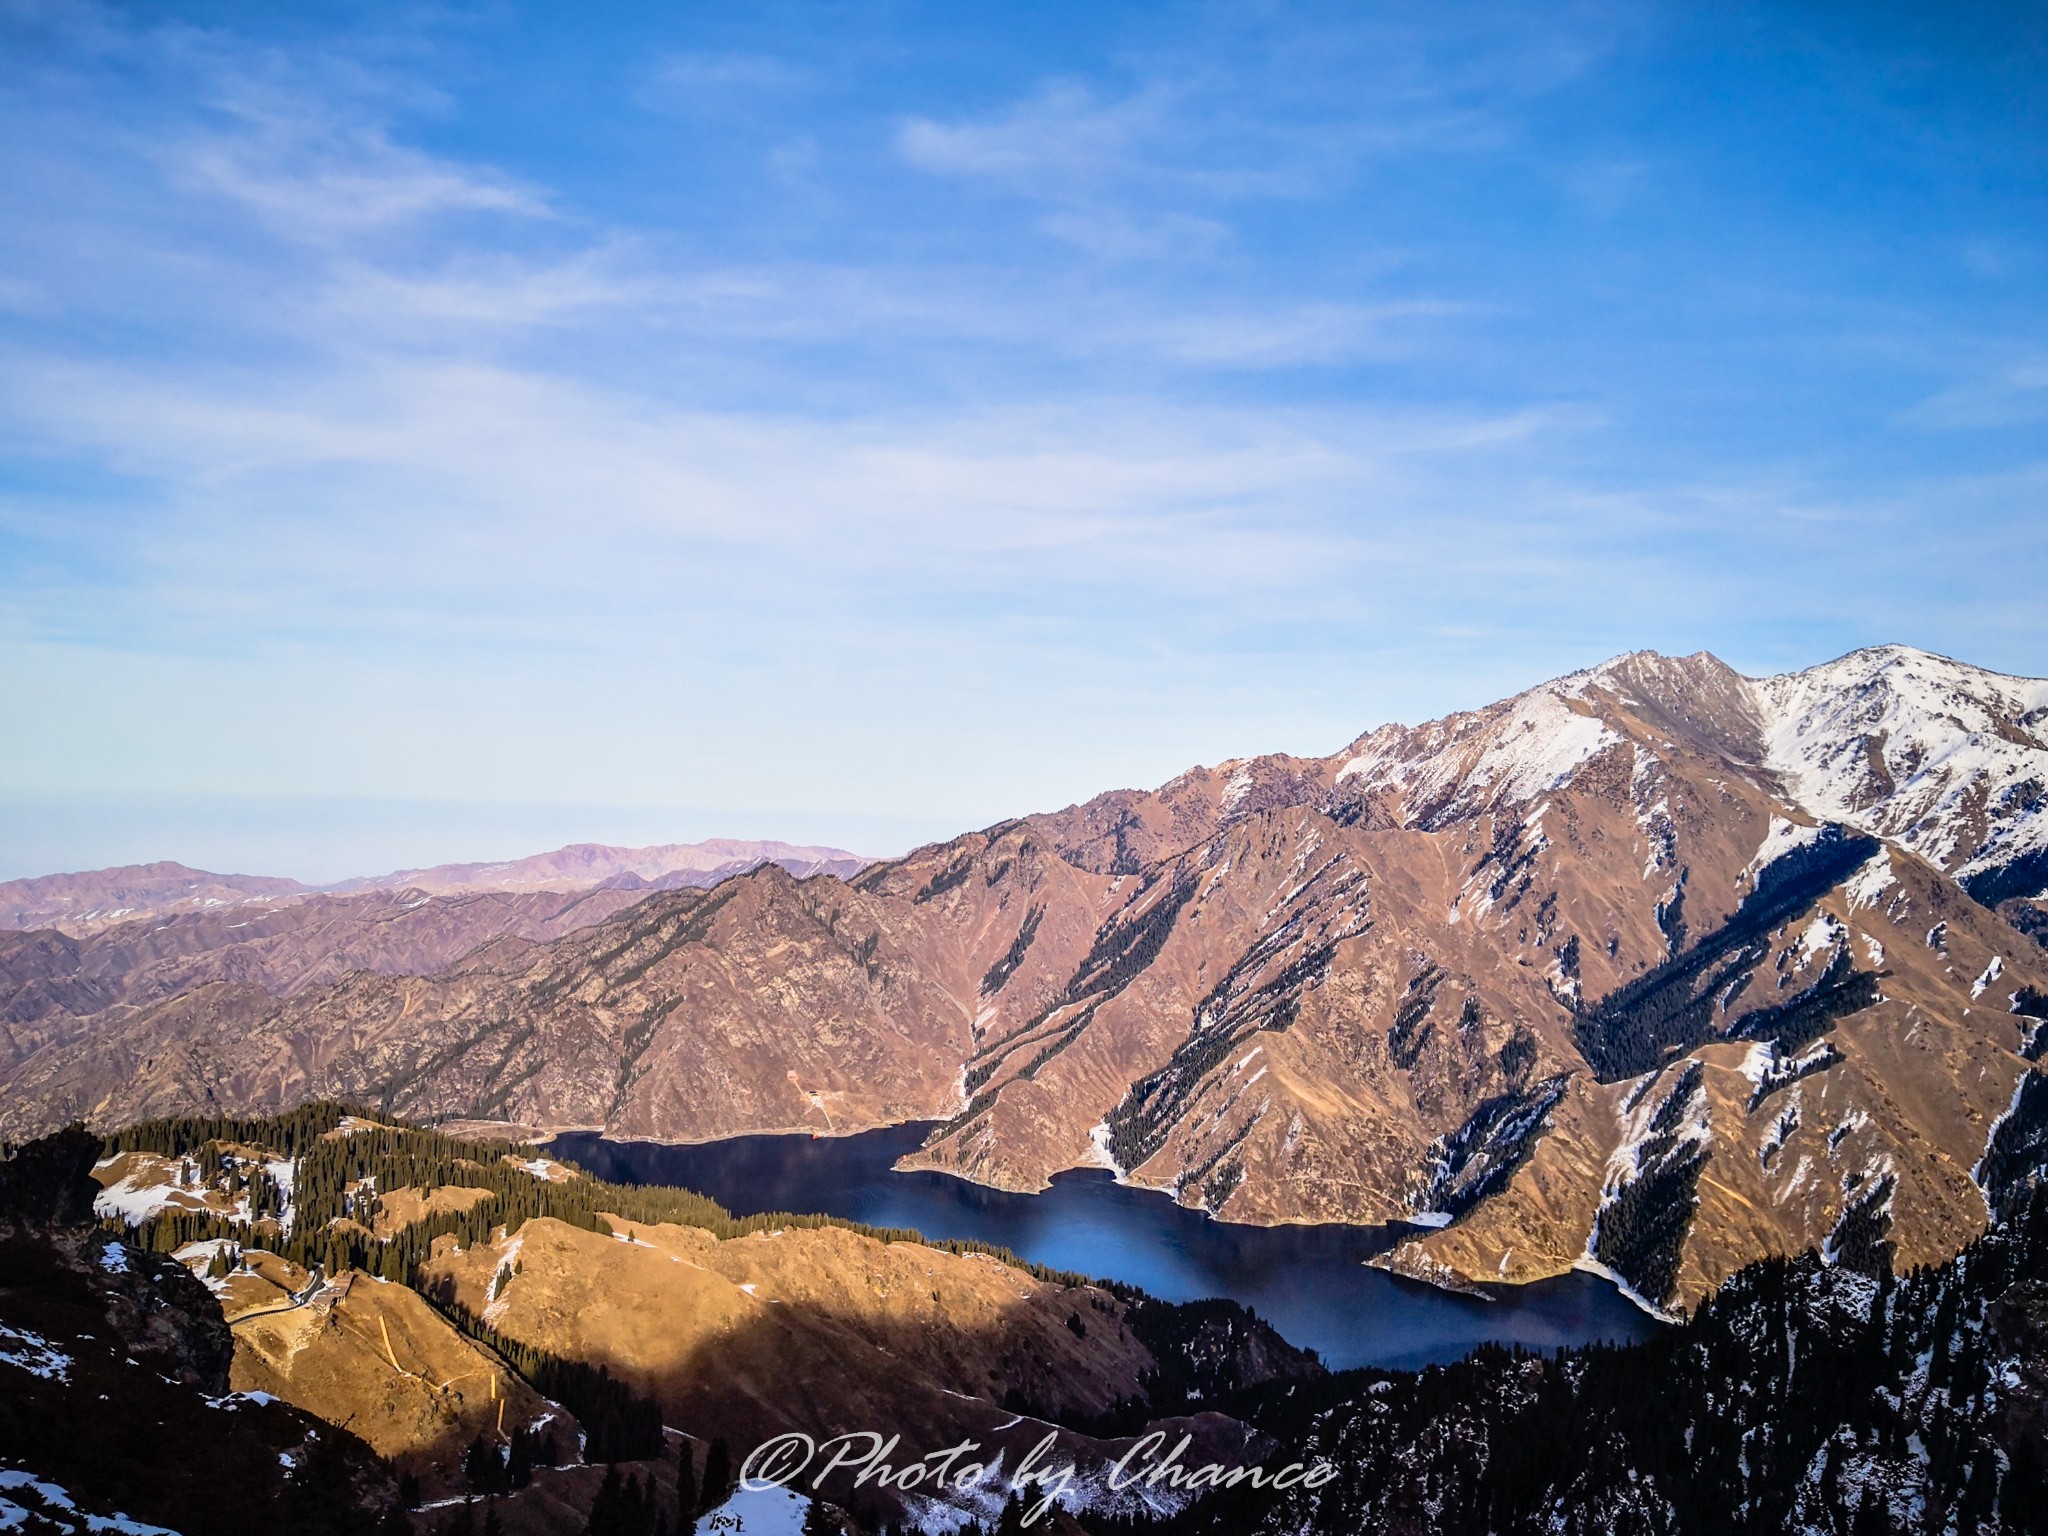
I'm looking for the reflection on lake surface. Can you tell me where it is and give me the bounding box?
[548,1121,1661,1371]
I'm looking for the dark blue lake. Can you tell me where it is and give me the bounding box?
[548,1122,1662,1372]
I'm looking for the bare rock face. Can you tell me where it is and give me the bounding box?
[6,645,2048,1313]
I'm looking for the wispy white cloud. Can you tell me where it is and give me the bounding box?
[894,5,1637,253]
[169,40,545,238]
[900,81,1185,192]
[1,0,2043,868]
[309,247,660,333]
[651,50,807,95]
[899,80,1248,257]
[4,6,546,244]
[1107,300,1472,368]
[172,128,545,240]
[0,342,1570,601]
[1904,357,2048,431]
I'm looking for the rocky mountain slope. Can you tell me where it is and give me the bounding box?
[5,646,2046,1314]
[1102,1184,2048,1536]
[0,887,658,1032]
[0,842,871,1121]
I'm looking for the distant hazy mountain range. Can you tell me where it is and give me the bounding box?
[323,839,871,897]
[4,645,2047,1318]
[0,839,871,935]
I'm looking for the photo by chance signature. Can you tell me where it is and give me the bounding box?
[739,1428,1340,1527]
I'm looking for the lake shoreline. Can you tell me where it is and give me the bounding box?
[547,1123,1665,1372]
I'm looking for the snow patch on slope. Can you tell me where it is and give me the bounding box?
[1337,677,1619,819]
[1797,913,1846,966]
[1842,850,1897,911]
[692,1485,818,1535]
[1607,1067,1711,1184]
[0,1324,72,1382]
[0,1470,184,1534]
[91,1167,193,1228]
[1741,817,1826,889]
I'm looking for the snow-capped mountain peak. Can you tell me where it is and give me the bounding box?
[1320,643,2046,904]
[1746,646,2048,895]
[1334,679,1619,827]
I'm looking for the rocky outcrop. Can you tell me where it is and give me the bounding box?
[0,1129,405,1534]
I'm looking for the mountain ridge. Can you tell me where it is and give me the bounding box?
[326,837,871,897]
[0,837,871,937]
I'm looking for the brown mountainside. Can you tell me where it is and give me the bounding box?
[0,885,667,1087]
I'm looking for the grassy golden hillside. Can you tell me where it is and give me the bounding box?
[85,1103,1316,1532]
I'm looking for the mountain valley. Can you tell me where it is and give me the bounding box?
[5,644,2048,1533]
[3,645,2043,1317]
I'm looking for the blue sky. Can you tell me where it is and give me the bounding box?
[1,0,2043,879]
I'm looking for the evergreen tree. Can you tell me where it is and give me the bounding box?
[699,1437,733,1514]
[464,1434,505,1494]
[586,1465,625,1536]
[995,1492,1030,1536]
[674,1439,697,1519]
